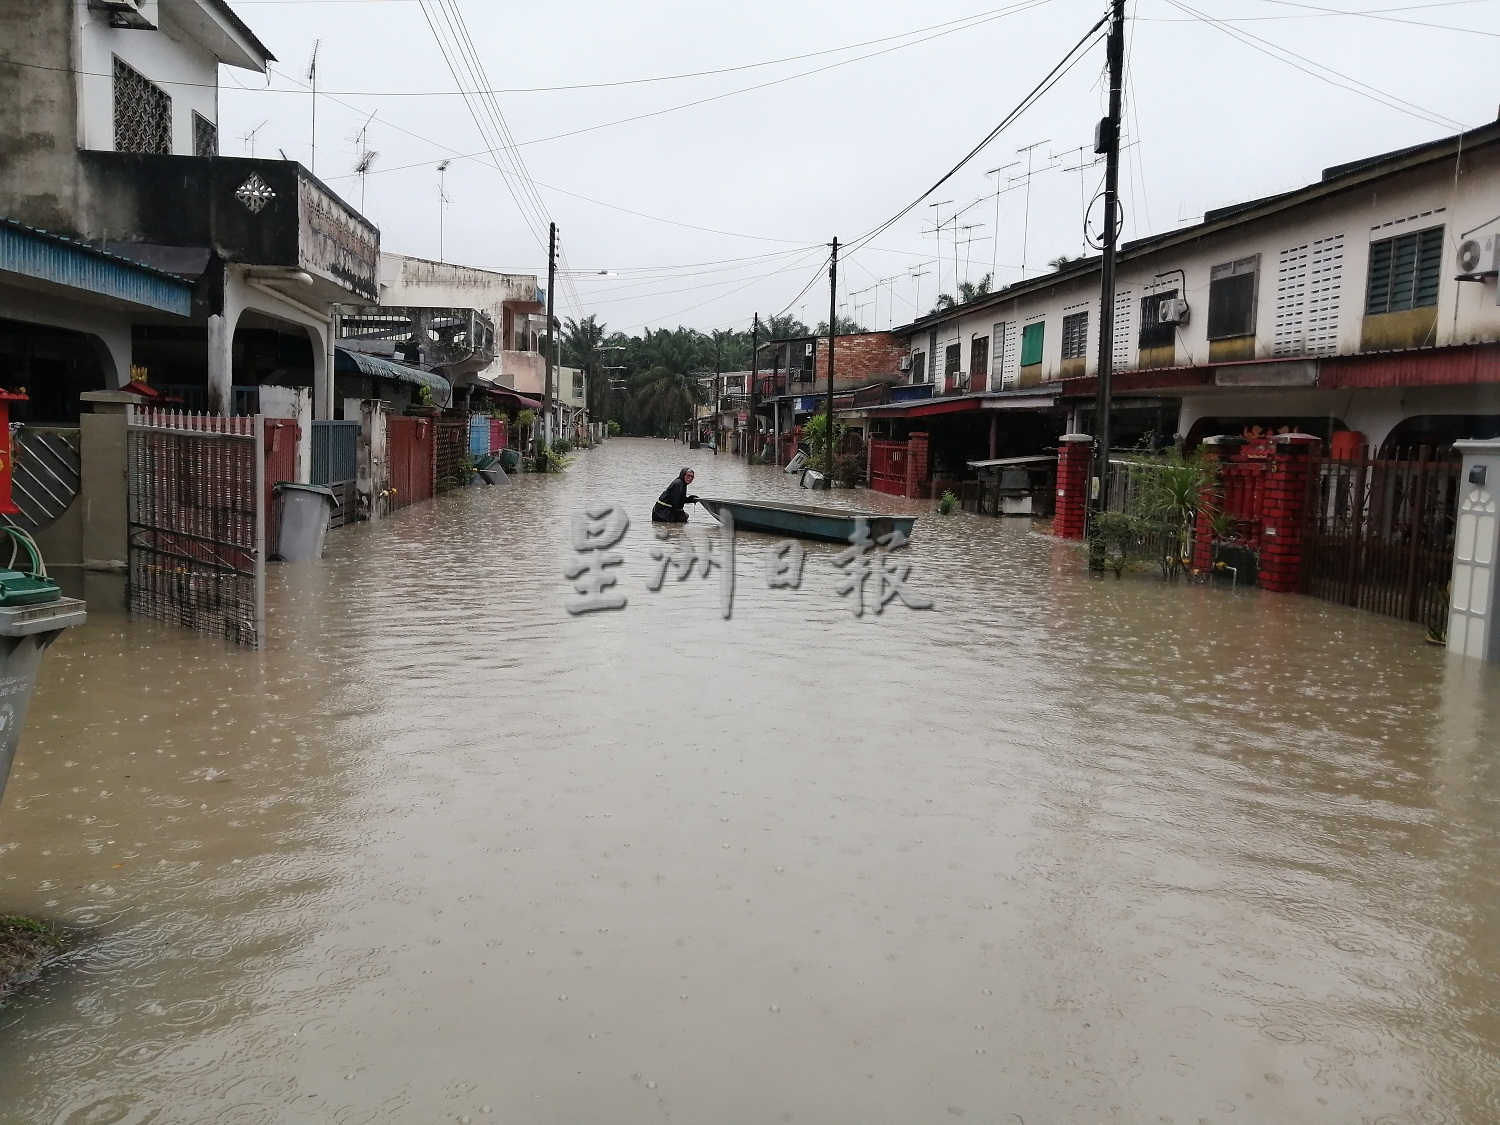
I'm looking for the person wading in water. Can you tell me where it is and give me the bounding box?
[652,468,698,523]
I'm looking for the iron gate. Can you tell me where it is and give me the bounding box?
[126,409,265,648]
[4,426,82,534]
[1299,449,1461,629]
[312,419,359,528]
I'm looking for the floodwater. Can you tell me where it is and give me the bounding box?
[3,437,1500,1124]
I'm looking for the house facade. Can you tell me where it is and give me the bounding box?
[1,0,379,419]
[877,121,1500,469]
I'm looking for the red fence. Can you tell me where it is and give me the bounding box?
[387,416,435,512]
[489,418,508,452]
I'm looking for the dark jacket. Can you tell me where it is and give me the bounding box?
[655,476,689,517]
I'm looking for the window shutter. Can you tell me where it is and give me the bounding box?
[1112,289,1133,371]
[1020,322,1045,366]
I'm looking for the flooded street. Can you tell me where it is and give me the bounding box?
[3,436,1500,1124]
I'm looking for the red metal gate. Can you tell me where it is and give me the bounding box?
[868,438,908,497]
[263,418,298,559]
[387,416,435,512]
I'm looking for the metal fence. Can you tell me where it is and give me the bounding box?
[1300,449,1461,628]
[5,426,81,534]
[126,408,264,648]
[434,418,468,492]
[312,419,360,529]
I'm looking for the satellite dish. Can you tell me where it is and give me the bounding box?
[1458,239,1484,273]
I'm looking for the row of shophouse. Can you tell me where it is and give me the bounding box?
[0,0,591,645]
[731,118,1500,641]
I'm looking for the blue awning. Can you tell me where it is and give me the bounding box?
[334,348,452,406]
[0,219,193,316]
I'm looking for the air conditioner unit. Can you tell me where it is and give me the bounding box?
[1158,298,1190,326]
[899,355,912,371]
[89,0,155,28]
[1456,236,1499,280]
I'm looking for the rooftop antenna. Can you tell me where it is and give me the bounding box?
[985,161,1019,278]
[1011,140,1053,279]
[350,110,378,212]
[306,39,321,174]
[925,200,954,302]
[240,119,269,158]
[909,262,932,317]
[879,273,901,330]
[436,159,451,262]
[958,222,985,288]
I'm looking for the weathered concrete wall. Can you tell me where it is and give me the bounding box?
[0,0,82,233]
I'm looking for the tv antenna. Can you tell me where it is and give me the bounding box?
[240,119,269,159]
[437,160,452,262]
[349,111,378,212]
[306,40,321,173]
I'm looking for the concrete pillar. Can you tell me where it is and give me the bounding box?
[1053,433,1093,539]
[78,389,144,610]
[988,413,998,460]
[1258,433,1322,594]
[309,323,334,421]
[259,386,312,484]
[207,312,234,416]
[1447,439,1500,662]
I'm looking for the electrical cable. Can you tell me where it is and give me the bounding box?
[1161,0,1467,130]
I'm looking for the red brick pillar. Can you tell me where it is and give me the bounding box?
[1259,433,1321,593]
[1053,433,1093,539]
[1193,435,1245,572]
[905,432,930,500]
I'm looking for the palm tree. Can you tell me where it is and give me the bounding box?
[630,328,709,436]
[929,273,994,314]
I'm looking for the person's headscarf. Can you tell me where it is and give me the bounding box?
[679,467,693,479]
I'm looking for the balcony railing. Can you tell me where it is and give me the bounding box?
[336,306,495,372]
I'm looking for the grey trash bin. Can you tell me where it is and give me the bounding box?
[0,598,86,805]
[275,483,336,562]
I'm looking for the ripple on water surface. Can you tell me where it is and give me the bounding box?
[2,438,1500,1124]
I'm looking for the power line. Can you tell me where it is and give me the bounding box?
[1161,0,1468,129]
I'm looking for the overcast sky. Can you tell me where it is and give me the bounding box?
[219,0,1500,336]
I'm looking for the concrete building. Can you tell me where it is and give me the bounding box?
[874,120,1500,476]
[1,0,378,418]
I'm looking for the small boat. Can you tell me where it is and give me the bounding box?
[696,497,917,543]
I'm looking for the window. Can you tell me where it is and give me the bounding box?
[1111,289,1133,371]
[970,336,989,387]
[1061,312,1089,360]
[1365,226,1443,315]
[911,351,926,382]
[1138,290,1177,351]
[1020,321,1045,366]
[193,112,217,158]
[1207,256,1259,339]
[1273,234,1344,356]
[113,56,171,154]
[572,373,584,394]
[994,321,1018,388]
[944,343,961,377]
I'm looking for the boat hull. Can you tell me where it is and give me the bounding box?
[697,497,917,543]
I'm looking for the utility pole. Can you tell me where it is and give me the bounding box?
[1090,0,1126,570]
[825,237,839,478]
[542,221,557,458]
[748,313,760,463]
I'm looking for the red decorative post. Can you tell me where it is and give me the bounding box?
[1258,433,1322,594]
[905,431,930,500]
[1053,433,1093,539]
[0,390,28,515]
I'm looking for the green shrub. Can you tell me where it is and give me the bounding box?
[938,490,957,515]
[551,437,572,454]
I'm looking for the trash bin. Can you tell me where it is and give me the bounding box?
[497,448,521,472]
[0,598,86,805]
[275,482,336,562]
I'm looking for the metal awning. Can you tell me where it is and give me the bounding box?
[483,387,542,410]
[335,347,452,406]
[965,455,1058,469]
[0,218,194,316]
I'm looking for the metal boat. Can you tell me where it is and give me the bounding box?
[696,497,917,543]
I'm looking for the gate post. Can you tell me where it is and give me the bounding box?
[1259,433,1321,594]
[1447,439,1500,662]
[356,400,389,521]
[905,432,930,500]
[1053,433,1093,539]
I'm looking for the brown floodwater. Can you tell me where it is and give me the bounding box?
[2,436,1500,1124]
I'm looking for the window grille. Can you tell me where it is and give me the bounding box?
[1207,255,1259,340]
[1061,311,1090,360]
[113,56,172,155]
[943,342,961,376]
[1138,291,1177,351]
[193,112,217,158]
[1365,225,1443,315]
[1020,321,1045,366]
[970,336,989,384]
[1112,289,1133,370]
[911,351,926,382]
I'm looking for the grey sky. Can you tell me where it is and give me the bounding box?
[219,0,1500,335]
